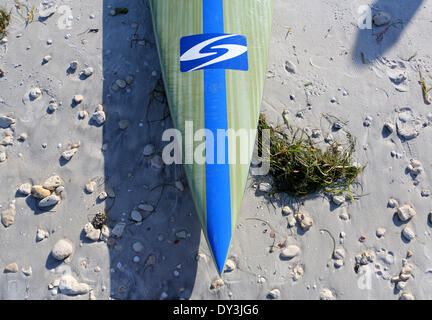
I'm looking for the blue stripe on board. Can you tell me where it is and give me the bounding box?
[203,0,232,274]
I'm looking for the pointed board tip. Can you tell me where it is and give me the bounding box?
[207,227,230,275]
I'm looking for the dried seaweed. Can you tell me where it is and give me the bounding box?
[257,114,365,199]
[0,7,11,40]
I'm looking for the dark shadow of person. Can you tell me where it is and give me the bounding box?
[103,0,200,299]
[352,0,424,66]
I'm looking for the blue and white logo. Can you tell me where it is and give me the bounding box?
[180,33,248,72]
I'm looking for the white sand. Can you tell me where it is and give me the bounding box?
[0,0,432,300]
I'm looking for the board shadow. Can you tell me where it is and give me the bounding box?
[102,0,200,299]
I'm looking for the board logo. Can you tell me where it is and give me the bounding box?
[180,33,248,72]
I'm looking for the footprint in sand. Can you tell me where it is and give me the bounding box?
[373,58,410,92]
[374,248,396,280]
[396,107,422,141]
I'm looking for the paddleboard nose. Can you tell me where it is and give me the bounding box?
[207,224,231,274]
[205,161,233,274]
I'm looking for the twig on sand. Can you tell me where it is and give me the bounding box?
[407,52,417,62]
[77,28,99,36]
[319,228,336,259]
[245,218,277,253]
[376,25,390,43]
[324,26,332,39]
[284,27,292,39]
[360,52,366,64]
[375,20,403,44]
[146,76,169,123]
[418,65,431,104]
[26,5,35,26]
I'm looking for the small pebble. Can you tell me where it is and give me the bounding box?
[284,60,296,74]
[397,204,416,222]
[333,247,345,260]
[396,281,407,290]
[116,79,127,89]
[31,185,51,199]
[160,292,168,300]
[51,239,74,260]
[210,279,224,290]
[1,204,16,228]
[85,180,96,193]
[70,61,79,70]
[258,183,272,192]
[125,75,134,85]
[388,198,399,208]
[81,67,94,77]
[319,288,335,300]
[132,241,144,253]
[334,259,344,268]
[73,94,84,104]
[43,175,63,191]
[43,55,52,64]
[138,204,154,212]
[4,263,18,273]
[0,115,15,128]
[0,151,6,163]
[18,183,32,196]
[402,225,415,241]
[267,289,280,299]
[151,155,164,169]
[225,259,236,272]
[29,87,42,100]
[130,210,142,222]
[78,110,88,120]
[111,222,126,238]
[21,267,32,276]
[91,110,106,126]
[175,229,188,239]
[118,119,130,130]
[61,148,78,161]
[98,191,108,201]
[400,292,415,300]
[421,189,430,197]
[58,274,89,296]
[143,144,155,156]
[280,245,301,260]
[84,223,101,241]
[383,122,395,134]
[376,228,386,238]
[373,12,391,26]
[332,195,345,206]
[295,211,313,230]
[36,228,49,242]
[281,206,293,216]
[175,181,185,191]
[17,133,27,142]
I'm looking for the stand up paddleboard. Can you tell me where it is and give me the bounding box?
[150,0,273,274]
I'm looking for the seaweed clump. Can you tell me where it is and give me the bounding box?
[257,113,365,199]
[0,7,11,41]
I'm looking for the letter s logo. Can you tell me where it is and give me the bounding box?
[180,33,248,72]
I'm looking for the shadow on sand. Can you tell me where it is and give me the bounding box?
[352,0,424,66]
[102,0,200,299]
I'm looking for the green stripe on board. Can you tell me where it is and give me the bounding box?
[224,0,273,232]
[149,0,208,234]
